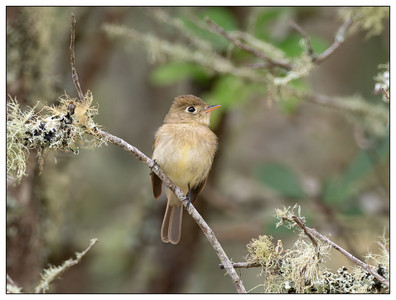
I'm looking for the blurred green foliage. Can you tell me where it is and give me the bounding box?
[254,162,306,199]
[178,7,238,50]
[278,34,329,58]
[150,62,210,85]
[323,132,389,209]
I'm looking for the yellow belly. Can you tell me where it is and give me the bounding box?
[152,123,217,192]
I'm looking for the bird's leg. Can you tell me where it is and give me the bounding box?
[187,183,192,203]
[149,159,159,175]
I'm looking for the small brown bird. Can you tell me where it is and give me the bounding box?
[151,95,220,244]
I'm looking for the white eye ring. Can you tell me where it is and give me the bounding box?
[186,106,195,113]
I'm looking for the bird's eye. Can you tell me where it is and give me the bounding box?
[186,106,195,113]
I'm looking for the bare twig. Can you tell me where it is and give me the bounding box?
[70,14,85,104]
[71,16,246,293]
[377,241,389,256]
[204,17,292,70]
[289,19,315,57]
[289,215,389,288]
[291,215,318,249]
[35,238,98,293]
[313,17,352,64]
[380,87,390,100]
[219,261,261,269]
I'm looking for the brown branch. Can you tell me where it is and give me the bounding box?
[204,17,292,70]
[70,15,246,293]
[289,215,389,288]
[291,215,318,249]
[219,261,261,269]
[380,87,390,101]
[70,14,85,104]
[289,19,315,57]
[377,241,389,256]
[313,17,352,64]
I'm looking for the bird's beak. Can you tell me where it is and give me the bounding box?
[201,104,221,113]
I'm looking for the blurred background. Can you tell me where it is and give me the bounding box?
[6,6,389,293]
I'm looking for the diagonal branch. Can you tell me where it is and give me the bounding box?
[204,17,292,70]
[290,214,389,288]
[289,19,315,57]
[313,17,352,64]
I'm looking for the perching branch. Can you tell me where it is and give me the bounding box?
[70,14,246,294]
[94,129,246,293]
[204,17,293,70]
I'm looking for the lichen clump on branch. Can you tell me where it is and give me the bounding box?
[7,91,104,183]
[244,206,389,293]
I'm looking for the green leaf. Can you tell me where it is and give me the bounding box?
[203,76,256,128]
[255,162,305,199]
[253,8,288,40]
[322,138,389,205]
[204,76,253,109]
[310,35,330,55]
[278,34,330,58]
[150,62,209,85]
[201,7,237,31]
[278,34,304,57]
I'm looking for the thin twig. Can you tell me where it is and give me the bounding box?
[70,14,85,104]
[7,274,21,290]
[290,215,389,288]
[313,18,352,64]
[289,19,315,57]
[291,215,318,249]
[95,129,246,293]
[377,241,389,256]
[380,87,390,100]
[35,238,98,293]
[204,17,292,70]
[219,261,262,269]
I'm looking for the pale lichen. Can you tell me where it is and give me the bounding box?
[374,63,389,102]
[6,91,105,184]
[339,7,389,38]
[246,205,389,293]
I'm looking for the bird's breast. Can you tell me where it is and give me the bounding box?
[152,123,217,189]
